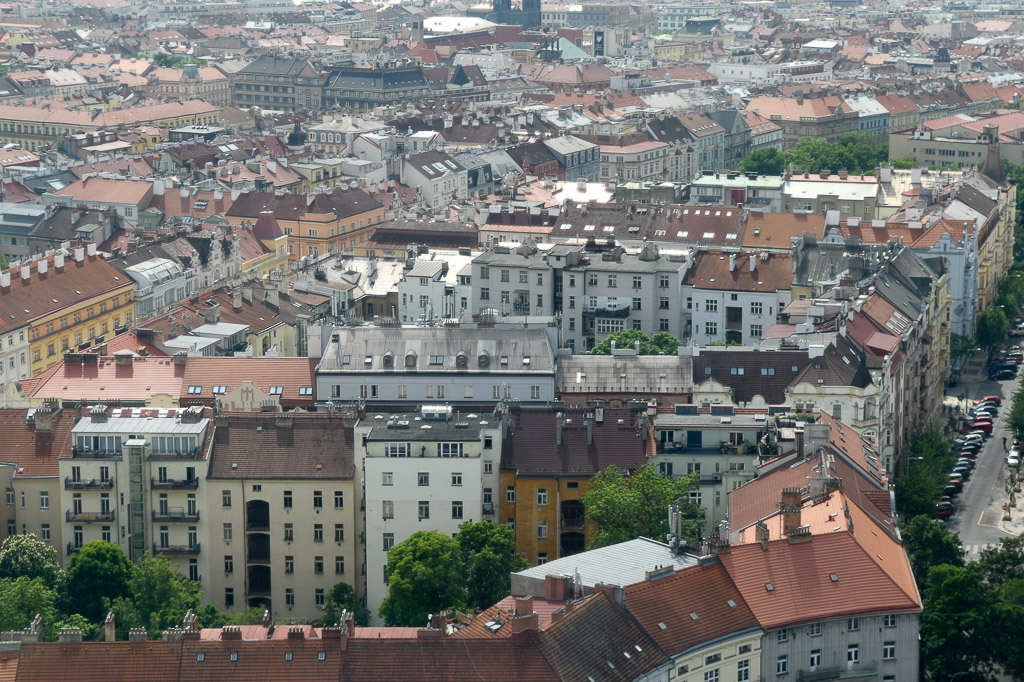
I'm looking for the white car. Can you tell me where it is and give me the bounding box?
[1008,454,1021,467]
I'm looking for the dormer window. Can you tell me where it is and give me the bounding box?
[478,352,490,368]
[405,353,417,368]
[456,352,468,368]
[382,352,394,368]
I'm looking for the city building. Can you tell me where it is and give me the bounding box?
[231,57,323,112]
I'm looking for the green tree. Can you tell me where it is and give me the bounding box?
[581,464,703,549]
[976,307,1008,348]
[920,564,997,681]
[231,605,269,625]
[894,423,954,521]
[127,555,203,636]
[50,613,94,641]
[317,582,370,627]
[738,147,787,175]
[0,534,62,583]
[455,521,528,610]
[62,541,131,623]
[977,535,1024,588]
[900,515,964,589]
[590,329,682,356]
[890,156,918,169]
[950,333,975,361]
[0,577,56,636]
[379,531,466,626]
[992,578,1024,679]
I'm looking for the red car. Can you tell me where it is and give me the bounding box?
[947,478,963,492]
[932,503,954,520]
[975,396,1002,406]
[964,420,993,434]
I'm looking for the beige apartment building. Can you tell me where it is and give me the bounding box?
[205,412,359,621]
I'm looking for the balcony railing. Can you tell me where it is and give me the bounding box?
[70,447,121,460]
[797,660,877,682]
[560,515,585,530]
[582,302,631,318]
[151,478,199,490]
[246,520,270,532]
[247,551,271,564]
[64,477,113,490]
[66,510,114,523]
[153,543,201,556]
[152,509,200,523]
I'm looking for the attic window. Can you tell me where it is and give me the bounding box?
[212,385,227,394]
[269,386,284,395]
[765,583,774,591]
[523,357,531,366]
[429,355,444,365]
[456,353,468,368]
[689,612,699,622]
[657,622,667,631]
[364,355,373,365]
[299,387,313,396]
[382,353,394,368]
[830,573,839,582]
[702,232,715,239]
[500,356,509,366]
[405,353,417,368]
[284,651,293,662]
[478,354,490,368]
[342,355,351,365]
[230,652,238,663]
[196,653,205,663]
[187,386,202,394]
[727,599,737,609]
[318,651,326,662]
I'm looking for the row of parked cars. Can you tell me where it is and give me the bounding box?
[988,346,1023,381]
[936,396,1001,519]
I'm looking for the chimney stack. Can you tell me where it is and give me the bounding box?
[128,628,148,642]
[755,521,769,549]
[586,418,593,446]
[513,596,534,616]
[232,289,242,312]
[729,253,736,271]
[204,302,220,324]
[556,414,563,446]
[104,612,115,642]
[781,487,802,535]
[265,286,279,310]
[58,628,83,643]
[749,253,756,272]
[54,253,64,270]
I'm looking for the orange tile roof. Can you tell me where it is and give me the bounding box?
[682,251,793,293]
[0,651,16,682]
[24,356,185,403]
[179,357,317,406]
[54,177,152,206]
[0,407,75,478]
[624,561,760,656]
[742,212,824,249]
[13,641,182,682]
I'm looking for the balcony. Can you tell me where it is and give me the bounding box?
[64,477,113,490]
[70,447,121,460]
[153,543,201,556]
[66,510,114,523]
[151,477,199,490]
[247,550,271,565]
[246,519,270,532]
[797,660,877,682]
[560,514,585,530]
[582,301,631,318]
[66,542,82,556]
[152,509,200,523]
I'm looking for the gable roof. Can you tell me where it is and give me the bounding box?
[693,348,811,404]
[0,407,76,478]
[179,357,317,406]
[340,637,559,681]
[683,251,793,293]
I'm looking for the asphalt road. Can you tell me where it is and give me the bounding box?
[947,361,1021,561]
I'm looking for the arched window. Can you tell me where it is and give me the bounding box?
[405,353,417,368]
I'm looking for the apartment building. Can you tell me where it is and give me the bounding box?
[0,404,74,558]
[471,240,687,352]
[231,57,323,112]
[59,405,213,583]
[652,408,765,537]
[0,247,136,376]
[49,178,154,228]
[360,406,504,622]
[322,67,431,110]
[500,405,653,564]
[743,96,859,149]
[395,252,475,323]
[206,412,358,621]
[315,326,557,404]
[681,251,793,346]
[598,139,669,182]
[151,65,231,107]
[400,150,469,209]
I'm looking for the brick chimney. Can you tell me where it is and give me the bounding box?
[510,612,539,636]
[173,351,188,366]
[114,350,133,366]
[755,521,769,550]
[220,625,242,640]
[128,628,148,642]
[204,301,220,324]
[781,487,802,536]
[33,400,58,433]
[545,574,571,601]
[513,596,534,616]
[104,612,115,642]
[416,627,443,639]
[787,525,812,544]
[287,625,305,640]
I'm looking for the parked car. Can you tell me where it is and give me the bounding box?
[944,484,960,498]
[975,396,1002,406]
[932,502,955,520]
[955,434,984,446]
[957,441,981,453]
[956,458,975,468]
[992,369,1018,381]
[970,409,998,420]
[952,466,971,479]
[947,478,963,492]
[957,452,977,461]
[1009,453,1021,467]
[965,421,993,434]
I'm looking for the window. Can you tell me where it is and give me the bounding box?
[750,301,763,314]
[596,318,625,334]
[883,641,895,660]
[223,523,232,542]
[313,524,323,542]
[39,491,48,510]
[847,618,859,631]
[705,322,718,335]
[777,629,788,642]
[313,491,323,509]
[884,614,896,628]
[776,655,787,675]
[382,472,393,486]
[314,556,323,574]
[452,501,463,519]
[418,500,430,519]
[704,670,719,682]
[706,300,718,312]
[484,460,493,474]
[284,523,293,541]
[537,520,548,539]
[537,489,548,505]
[438,442,463,457]
[632,298,642,310]
[222,490,232,507]
[225,588,234,607]
[506,486,515,503]
[382,501,394,520]
[809,622,821,636]
[225,556,233,573]
[847,644,859,664]
[285,556,294,573]
[750,325,762,338]
[659,275,670,288]
[451,472,462,486]
[737,660,749,682]
[418,472,430,486]
[285,589,294,607]
[335,556,345,574]
[607,275,617,287]
[334,491,343,509]
[4,489,12,506]
[385,443,410,458]
[315,589,325,606]
[283,490,292,508]
[40,524,50,542]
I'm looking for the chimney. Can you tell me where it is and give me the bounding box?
[104,612,115,642]
[162,628,184,641]
[709,538,731,554]
[430,612,449,632]
[242,286,253,303]
[87,243,97,257]
[729,253,736,271]
[545,574,571,601]
[232,289,242,312]
[416,627,443,639]
[781,487,802,535]
[169,319,178,338]
[37,259,47,275]
[220,625,242,640]
[0,272,9,289]
[787,525,812,544]
[287,626,305,640]
[265,286,279,310]
[586,418,593,446]
[749,253,756,272]
[74,247,84,262]
[510,612,539,636]
[58,628,83,643]
[275,414,294,429]
[555,414,563,446]
[20,265,30,280]
[114,350,133,366]
[204,302,220,324]
[54,253,65,270]
[128,628,148,642]
[173,351,188,366]
[33,401,57,432]
[594,582,625,604]
[755,521,769,549]
[513,596,534,616]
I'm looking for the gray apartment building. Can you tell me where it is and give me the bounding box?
[231,57,323,112]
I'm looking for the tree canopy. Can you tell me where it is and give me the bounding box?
[894,423,954,521]
[0,534,62,584]
[581,464,703,549]
[317,582,370,627]
[737,147,786,175]
[977,307,1009,348]
[900,515,964,590]
[455,521,528,610]
[920,564,997,681]
[379,531,467,626]
[590,330,682,356]
[110,555,203,637]
[62,541,132,623]
[0,577,57,636]
[739,133,888,176]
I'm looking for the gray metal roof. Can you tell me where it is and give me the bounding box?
[317,326,556,374]
[557,353,693,395]
[73,416,209,436]
[512,538,698,594]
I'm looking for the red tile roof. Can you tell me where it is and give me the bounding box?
[13,642,182,682]
[179,357,316,406]
[625,561,760,657]
[24,355,185,403]
[683,251,793,293]
[503,407,652,477]
[179,641,339,681]
[207,412,355,480]
[0,407,75,478]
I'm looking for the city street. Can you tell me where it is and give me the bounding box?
[947,355,1023,560]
